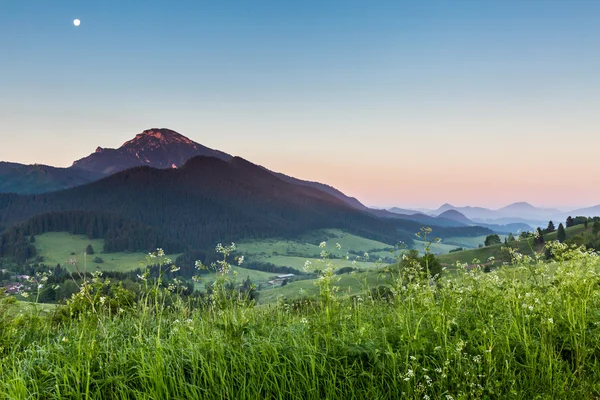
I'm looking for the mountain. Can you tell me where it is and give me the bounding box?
[567,205,600,217]
[0,162,102,194]
[1,128,369,212]
[431,202,580,226]
[0,155,497,258]
[365,206,468,228]
[0,156,413,251]
[388,207,423,215]
[437,210,473,225]
[496,202,562,219]
[433,204,499,220]
[71,128,232,175]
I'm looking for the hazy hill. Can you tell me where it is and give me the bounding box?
[0,162,102,194]
[388,207,423,215]
[437,210,472,225]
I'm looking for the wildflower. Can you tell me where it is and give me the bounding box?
[21,292,29,298]
[99,297,106,305]
[319,241,327,249]
[364,252,369,259]
[300,318,309,325]
[548,318,554,324]
[62,337,69,343]
[237,255,244,265]
[170,265,180,272]
[335,243,341,250]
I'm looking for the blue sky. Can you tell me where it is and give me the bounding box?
[1,0,599,208]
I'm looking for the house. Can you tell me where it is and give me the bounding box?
[268,274,296,287]
[3,283,24,295]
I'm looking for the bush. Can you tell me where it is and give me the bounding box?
[484,234,502,246]
[93,257,103,264]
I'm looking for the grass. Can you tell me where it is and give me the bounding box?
[238,229,393,260]
[1,241,600,398]
[438,225,587,266]
[195,266,276,289]
[441,235,507,249]
[33,232,171,273]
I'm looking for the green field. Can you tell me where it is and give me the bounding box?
[33,232,174,273]
[238,229,394,258]
[438,224,587,266]
[195,267,277,289]
[441,235,507,249]
[3,242,600,398]
[258,267,388,304]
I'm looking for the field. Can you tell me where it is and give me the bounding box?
[441,235,507,249]
[32,233,278,285]
[2,242,600,398]
[438,225,587,266]
[33,232,163,273]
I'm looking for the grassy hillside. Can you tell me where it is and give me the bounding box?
[441,235,507,249]
[438,224,587,266]
[237,229,392,270]
[2,245,600,398]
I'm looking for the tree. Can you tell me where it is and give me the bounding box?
[585,219,589,229]
[507,233,515,242]
[534,227,545,245]
[566,216,574,228]
[85,244,95,255]
[557,223,566,243]
[546,221,555,233]
[593,221,600,235]
[484,234,502,246]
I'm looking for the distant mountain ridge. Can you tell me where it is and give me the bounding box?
[0,162,102,194]
[392,202,600,229]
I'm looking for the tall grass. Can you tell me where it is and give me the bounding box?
[1,241,600,398]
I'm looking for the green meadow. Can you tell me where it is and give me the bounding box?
[2,240,600,398]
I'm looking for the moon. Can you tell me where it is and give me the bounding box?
[73,19,81,27]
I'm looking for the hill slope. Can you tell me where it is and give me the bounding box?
[0,162,102,194]
[0,156,419,251]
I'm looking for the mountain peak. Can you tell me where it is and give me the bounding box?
[500,202,535,210]
[436,203,456,213]
[123,128,196,147]
[71,128,232,175]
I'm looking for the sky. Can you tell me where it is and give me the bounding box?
[1,0,599,209]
